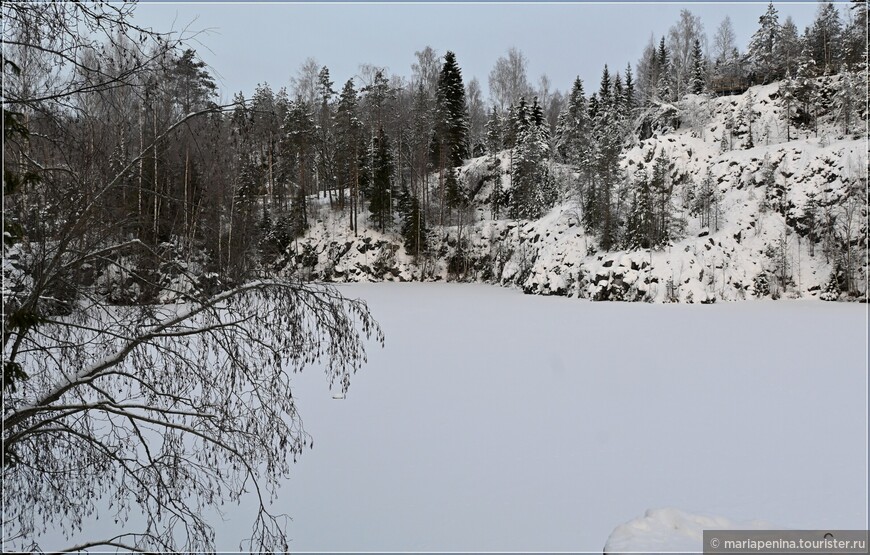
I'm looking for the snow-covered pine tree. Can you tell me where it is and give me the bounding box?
[650,151,675,246]
[315,66,336,205]
[834,70,862,134]
[656,37,672,102]
[433,51,469,225]
[807,0,843,75]
[841,0,868,70]
[737,90,755,149]
[623,63,636,116]
[747,2,782,84]
[801,190,819,257]
[554,77,590,166]
[509,97,553,220]
[587,65,625,250]
[690,38,706,94]
[435,50,470,168]
[793,43,819,132]
[335,79,363,232]
[626,168,655,249]
[777,16,802,79]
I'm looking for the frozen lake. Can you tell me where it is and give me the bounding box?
[234,283,866,551]
[35,283,867,551]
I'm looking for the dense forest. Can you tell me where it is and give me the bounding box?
[4,1,867,307]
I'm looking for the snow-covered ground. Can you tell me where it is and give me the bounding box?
[242,284,865,551]
[33,283,867,551]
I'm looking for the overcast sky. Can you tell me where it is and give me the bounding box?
[131,1,824,103]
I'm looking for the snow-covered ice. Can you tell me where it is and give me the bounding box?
[33,283,867,551]
[232,283,866,551]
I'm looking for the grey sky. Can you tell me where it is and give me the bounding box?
[132,2,823,103]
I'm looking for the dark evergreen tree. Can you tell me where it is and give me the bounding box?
[434,51,470,166]
[399,181,428,257]
[623,63,636,115]
[656,37,672,101]
[509,97,554,220]
[625,169,655,249]
[434,50,469,225]
[315,66,336,204]
[368,126,394,232]
[793,43,819,131]
[690,38,706,94]
[554,77,590,166]
[282,99,316,219]
[335,79,363,232]
[650,152,675,246]
[485,107,504,153]
[170,49,218,113]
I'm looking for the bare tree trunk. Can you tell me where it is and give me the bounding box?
[184,145,190,240]
[352,147,358,236]
[268,135,274,210]
[153,109,159,239]
[138,103,144,233]
[439,146,445,227]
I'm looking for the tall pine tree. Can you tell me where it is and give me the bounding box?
[434,50,469,225]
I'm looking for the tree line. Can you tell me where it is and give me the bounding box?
[6,1,865,293]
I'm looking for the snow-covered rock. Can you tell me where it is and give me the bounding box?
[604,508,776,554]
[288,76,867,303]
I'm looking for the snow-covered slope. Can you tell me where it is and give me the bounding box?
[287,75,867,303]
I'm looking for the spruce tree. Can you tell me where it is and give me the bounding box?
[554,77,589,166]
[623,63,636,113]
[335,79,362,231]
[651,152,673,246]
[777,17,802,78]
[841,0,868,70]
[656,37,672,101]
[808,0,843,74]
[747,2,782,84]
[510,98,553,220]
[368,126,394,232]
[794,43,819,131]
[435,51,470,166]
[690,38,706,94]
[399,182,428,257]
[434,51,469,225]
[626,169,654,249]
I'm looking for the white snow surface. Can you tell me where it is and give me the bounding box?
[34,283,866,551]
[604,507,775,554]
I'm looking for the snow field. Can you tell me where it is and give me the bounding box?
[226,283,866,551]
